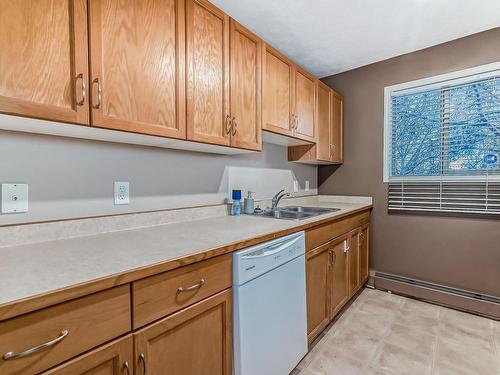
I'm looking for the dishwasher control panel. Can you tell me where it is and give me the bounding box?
[233,231,305,286]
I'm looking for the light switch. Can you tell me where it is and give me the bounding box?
[1,184,29,213]
[114,181,130,205]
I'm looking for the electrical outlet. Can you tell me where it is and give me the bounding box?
[1,183,29,213]
[114,182,130,205]
[305,180,310,191]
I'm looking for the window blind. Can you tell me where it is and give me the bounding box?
[388,181,500,214]
[385,64,500,215]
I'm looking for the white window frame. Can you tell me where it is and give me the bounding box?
[383,61,500,183]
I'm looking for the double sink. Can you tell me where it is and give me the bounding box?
[257,206,340,220]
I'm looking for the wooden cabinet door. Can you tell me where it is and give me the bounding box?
[348,230,360,296]
[262,44,294,136]
[229,20,261,150]
[305,242,330,343]
[293,67,316,141]
[134,289,232,375]
[359,225,370,284]
[331,90,344,162]
[88,0,185,138]
[42,336,133,375]
[186,0,230,146]
[0,0,89,124]
[316,81,332,161]
[329,237,349,318]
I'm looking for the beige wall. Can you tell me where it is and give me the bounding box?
[321,27,500,297]
[0,130,316,225]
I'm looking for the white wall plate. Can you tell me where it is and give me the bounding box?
[1,184,29,213]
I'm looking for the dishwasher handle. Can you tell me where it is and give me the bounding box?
[241,236,301,259]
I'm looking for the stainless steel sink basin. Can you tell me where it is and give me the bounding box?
[256,206,340,220]
[281,206,340,214]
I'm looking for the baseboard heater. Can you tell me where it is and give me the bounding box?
[373,271,500,320]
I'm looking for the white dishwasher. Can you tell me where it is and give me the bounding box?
[233,231,307,375]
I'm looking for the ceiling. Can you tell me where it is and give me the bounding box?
[211,0,500,78]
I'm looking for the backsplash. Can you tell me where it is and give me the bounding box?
[0,130,317,226]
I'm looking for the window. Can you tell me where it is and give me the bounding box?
[384,62,500,215]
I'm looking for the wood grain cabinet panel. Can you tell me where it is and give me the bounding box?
[262,44,294,136]
[132,253,232,329]
[88,0,185,138]
[330,89,344,163]
[316,81,332,161]
[306,242,330,343]
[359,225,370,284]
[348,230,360,297]
[293,67,316,141]
[229,20,262,150]
[42,336,133,375]
[134,289,232,375]
[0,0,89,124]
[186,0,230,145]
[0,286,130,375]
[329,236,349,318]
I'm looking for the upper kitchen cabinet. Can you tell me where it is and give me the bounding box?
[330,89,344,162]
[88,0,185,138]
[293,67,316,142]
[262,44,294,137]
[186,0,261,151]
[262,43,316,144]
[186,0,230,146]
[288,81,343,164]
[229,20,262,150]
[0,0,89,125]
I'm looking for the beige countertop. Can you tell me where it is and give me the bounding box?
[0,195,372,319]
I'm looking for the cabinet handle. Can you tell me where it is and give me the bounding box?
[225,115,232,135]
[75,73,86,106]
[139,353,147,375]
[123,361,130,375]
[330,249,336,265]
[291,114,297,130]
[343,240,350,253]
[232,117,237,136]
[177,278,205,294]
[2,329,68,360]
[330,144,336,156]
[295,115,299,129]
[92,78,102,109]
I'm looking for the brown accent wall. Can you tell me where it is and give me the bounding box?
[320,27,500,297]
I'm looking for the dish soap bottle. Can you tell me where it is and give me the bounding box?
[244,191,255,214]
[232,189,242,216]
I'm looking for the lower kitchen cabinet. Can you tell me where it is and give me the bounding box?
[329,236,349,318]
[42,336,133,375]
[133,289,232,375]
[359,225,370,284]
[348,229,360,297]
[305,216,370,343]
[305,242,331,343]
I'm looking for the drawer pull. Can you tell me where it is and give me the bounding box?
[177,278,205,294]
[2,329,68,360]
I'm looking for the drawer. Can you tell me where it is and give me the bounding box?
[0,285,131,375]
[305,210,370,251]
[132,254,232,328]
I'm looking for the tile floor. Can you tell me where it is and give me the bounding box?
[293,288,500,375]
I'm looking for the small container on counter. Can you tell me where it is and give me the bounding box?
[243,191,255,214]
[231,189,242,216]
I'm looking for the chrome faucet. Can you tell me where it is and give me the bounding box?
[271,189,290,211]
